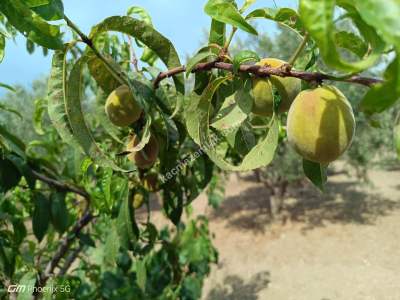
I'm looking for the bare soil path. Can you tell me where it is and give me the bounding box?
[200,169,400,300]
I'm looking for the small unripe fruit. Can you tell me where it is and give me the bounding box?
[105,85,142,127]
[127,134,159,169]
[132,193,145,209]
[287,85,355,164]
[252,58,301,116]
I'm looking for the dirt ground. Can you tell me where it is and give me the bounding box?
[144,167,400,300]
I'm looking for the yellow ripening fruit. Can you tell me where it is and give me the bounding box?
[252,58,301,116]
[142,173,159,192]
[287,85,355,164]
[127,134,159,169]
[105,85,142,127]
[132,193,145,209]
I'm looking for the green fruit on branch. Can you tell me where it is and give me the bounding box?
[132,192,145,209]
[142,173,159,192]
[105,85,142,127]
[287,85,355,164]
[252,58,301,116]
[127,134,159,169]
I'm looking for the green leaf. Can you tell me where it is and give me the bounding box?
[141,47,158,66]
[127,6,152,25]
[31,0,64,21]
[187,77,279,171]
[33,98,46,135]
[89,16,184,94]
[66,57,128,172]
[116,182,139,250]
[103,223,120,267]
[0,157,22,193]
[335,31,368,58]
[50,191,69,233]
[299,0,383,72]
[232,50,260,73]
[163,187,183,225]
[303,159,327,191]
[0,103,22,119]
[0,0,63,49]
[186,51,217,76]
[87,52,121,94]
[246,7,304,36]
[211,80,253,132]
[6,153,36,189]
[240,0,256,13]
[0,124,26,158]
[352,0,400,49]
[126,7,159,66]
[47,49,81,150]
[17,271,37,300]
[205,0,258,35]
[32,193,50,242]
[0,34,5,63]
[209,19,226,46]
[126,117,152,153]
[78,233,95,247]
[23,0,49,7]
[101,168,113,209]
[211,96,247,131]
[136,259,147,292]
[0,243,16,278]
[360,57,400,114]
[0,82,15,92]
[26,39,35,54]
[350,0,400,112]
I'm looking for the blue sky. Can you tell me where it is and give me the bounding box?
[0,0,296,96]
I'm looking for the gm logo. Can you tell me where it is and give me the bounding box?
[7,285,27,293]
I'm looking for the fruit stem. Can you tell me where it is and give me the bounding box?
[288,32,309,67]
[64,15,129,87]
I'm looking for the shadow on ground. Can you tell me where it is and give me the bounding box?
[210,173,400,233]
[205,271,270,300]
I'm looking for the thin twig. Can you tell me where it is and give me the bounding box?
[31,170,89,199]
[153,61,383,89]
[224,27,237,52]
[58,243,84,276]
[127,35,139,72]
[30,169,94,292]
[40,211,93,285]
[63,15,128,87]
[288,32,309,66]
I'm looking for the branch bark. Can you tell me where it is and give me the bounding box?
[30,169,94,292]
[37,211,93,289]
[31,170,89,200]
[58,244,84,276]
[64,15,128,87]
[153,61,383,89]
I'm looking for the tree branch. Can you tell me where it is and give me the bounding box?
[288,32,309,66]
[153,61,383,89]
[31,170,89,200]
[58,244,84,276]
[29,170,94,290]
[64,15,128,87]
[40,211,93,286]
